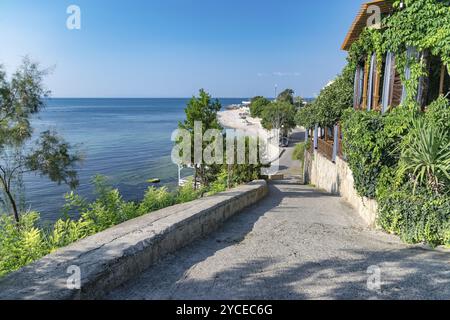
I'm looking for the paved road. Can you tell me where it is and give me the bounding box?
[108,180,450,300]
[277,129,305,181]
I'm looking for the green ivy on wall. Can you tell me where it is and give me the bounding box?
[348,0,450,106]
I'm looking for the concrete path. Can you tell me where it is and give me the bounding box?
[108,181,450,300]
[277,129,305,181]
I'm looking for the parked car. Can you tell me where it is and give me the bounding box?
[279,137,289,147]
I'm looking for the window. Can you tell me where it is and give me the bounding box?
[353,61,365,110]
[418,53,450,108]
[424,54,443,106]
[441,66,450,98]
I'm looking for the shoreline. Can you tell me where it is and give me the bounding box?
[217,108,268,138]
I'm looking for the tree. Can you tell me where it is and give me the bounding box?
[0,58,82,223]
[295,103,317,130]
[277,89,295,105]
[294,96,307,109]
[261,101,296,137]
[295,66,354,128]
[249,96,270,118]
[178,89,222,188]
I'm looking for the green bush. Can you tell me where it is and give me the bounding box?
[424,96,450,133]
[0,175,203,277]
[0,212,49,277]
[175,180,203,204]
[292,140,311,175]
[0,165,262,278]
[295,66,354,129]
[249,96,270,118]
[398,117,450,194]
[342,106,414,198]
[378,185,450,247]
[292,141,310,162]
[138,187,174,215]
[341,110,385,198]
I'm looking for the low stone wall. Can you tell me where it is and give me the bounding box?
[0,180,268,300]
[305,150,378,227]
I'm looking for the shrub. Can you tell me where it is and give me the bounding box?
[206,169,228,196]
[137,187,175,215]
[342,106,414,198]
[0,212,49,277]
[295,104,316,130]
[378,185,450,247]
[0,175,205,278]
[424,96,450,133]
[175,180,203,204]
[292,140,311,176]
[249,96,270,118]
[398,117,450,194]
[341,110,385,198]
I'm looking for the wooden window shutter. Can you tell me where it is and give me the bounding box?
[362,56,370,110]
[353,64,365,110]
[381,52,394,113]
[390,69,403,107]
[367,53,377,111]
[353,67,360,110]
[439,64,446,95]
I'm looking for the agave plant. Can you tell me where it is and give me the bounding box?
[398,118,450,194]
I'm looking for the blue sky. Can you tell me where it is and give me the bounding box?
[0,0,364,98]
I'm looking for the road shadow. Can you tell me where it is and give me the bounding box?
[106,183,450,300]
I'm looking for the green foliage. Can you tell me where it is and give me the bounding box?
[342,110,385,198]
[138,187,174,215]
[342,105,450,246]
[342,106,415,198]
[385,0,450,66]
[0,212,48,277]
[220,135,265,190]
[179,89,222,134]
[175,180,203,204]
[0,58,49,146]
[348,0,450,105]
[178,89,222,188]
[292,141,311,163]
[425,96,450,132]
[336,0,450,247]
[292,140,311,175]
[295,67,354,129]
[206,169,228,196]
[26,130,82,189]
[348,28,384,73]
[261,101,296,135]
[249,96,270,118]
[378,185,450,247]
[295,104,316,129]
[277,89,295,105]
[0,163,261,278]
[294,96,307,109]
[398,117,450,194]
[0,58,81,222]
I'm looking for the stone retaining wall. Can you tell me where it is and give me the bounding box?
[305,151,378,227]
[0,180,268,300]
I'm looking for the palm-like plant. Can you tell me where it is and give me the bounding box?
[398,118,450,194]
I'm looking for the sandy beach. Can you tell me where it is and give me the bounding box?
[217,109,268,138]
